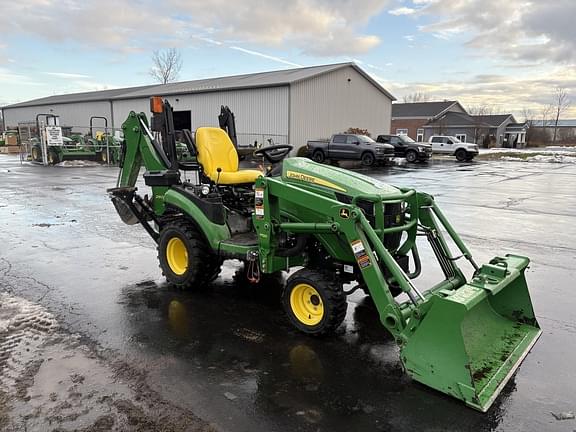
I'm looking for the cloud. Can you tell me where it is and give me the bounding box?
[229,47,303,67]
[389,7,416,15]
[0,68,45,86]
[177,0,390,56]
[386,65,576,117]
[0,0,390,57]
[0,0,181,53]
[417,0,576,65]
[44,72,92,79]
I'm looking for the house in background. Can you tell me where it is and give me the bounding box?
[424,111,492,144]
[471,114,526,147]
[391,101,466,142]
[425,112,526,147]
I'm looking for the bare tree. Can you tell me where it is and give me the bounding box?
[551,86,571,144]
[467,105,502,116]
[150,48,183,84]
[345,127,371,137]
[467,105,496,146]
[402,92,431,103]
[522,107,535,145]
[521,107,533,124]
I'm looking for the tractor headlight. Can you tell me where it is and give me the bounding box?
[201,185,210,195]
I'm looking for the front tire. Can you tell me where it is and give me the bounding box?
[283,269,347,336]
[361,152,375,167]
[158,220,221,289]
[405,149,418,163]
[455,149,467,162]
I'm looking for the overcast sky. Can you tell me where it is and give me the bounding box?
[1,0,575,118]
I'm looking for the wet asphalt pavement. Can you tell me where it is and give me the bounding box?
[1,154,575,431]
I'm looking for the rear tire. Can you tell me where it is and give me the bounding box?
[283,269,347,336]
[31,146,41,162]
[361,152,375,167]
[405,149,418,163]
[455,149,467,162]
[312,150,325,163]
[158,220,221,289]
[48,149,60,165]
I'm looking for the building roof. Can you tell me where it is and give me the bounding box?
[2,63,394,109]
[470,114,514,127]
[532,119,576,127]
[424,111,493,128]
[506,122,527,131]
[391,101,460,118]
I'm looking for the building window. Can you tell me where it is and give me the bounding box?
[455,134,466,142]
[416,129,424,142]
[396,128,408,136]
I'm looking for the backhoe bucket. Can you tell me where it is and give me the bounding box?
[401,255,541,411]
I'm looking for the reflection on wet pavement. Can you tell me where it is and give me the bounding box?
[1,155,575,431]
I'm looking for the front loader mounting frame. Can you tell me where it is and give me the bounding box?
[252,175,541,411]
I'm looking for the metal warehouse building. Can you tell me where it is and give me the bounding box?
[1,63,394,150]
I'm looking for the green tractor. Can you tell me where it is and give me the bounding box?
[109,98,541,411]
[30,115,120,165]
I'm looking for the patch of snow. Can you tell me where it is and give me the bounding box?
[56,160,101,167]
[501,154,576,163]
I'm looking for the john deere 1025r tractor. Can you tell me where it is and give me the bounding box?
[109,97,541,411]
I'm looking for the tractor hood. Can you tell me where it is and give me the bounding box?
[282,157,400,198]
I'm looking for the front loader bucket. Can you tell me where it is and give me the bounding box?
[401,255,541,411]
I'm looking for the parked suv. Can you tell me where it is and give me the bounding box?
[307,134,394,166]
[428,135,479,161]
[376,134,432,162]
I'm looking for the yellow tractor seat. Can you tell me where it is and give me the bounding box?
[195,127,262,185]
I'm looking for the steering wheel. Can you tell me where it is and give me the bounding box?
[253,145,293,164]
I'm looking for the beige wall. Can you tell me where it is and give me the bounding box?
[3,101,113,134]
[112,86,289,146]
[289,65,393,151]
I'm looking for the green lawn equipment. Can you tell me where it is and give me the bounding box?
[30,115,117,165]
[108,98,541,411]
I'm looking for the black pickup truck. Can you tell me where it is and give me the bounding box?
[307,134,394,166]
[376,134,432,163]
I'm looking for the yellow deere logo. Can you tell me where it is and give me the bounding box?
[286,171,346,192]
[340,208,350,219]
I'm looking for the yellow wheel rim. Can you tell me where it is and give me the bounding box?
[166,237,188,275]
[290,283,324,326]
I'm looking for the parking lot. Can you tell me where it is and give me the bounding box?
[1,154,575,431]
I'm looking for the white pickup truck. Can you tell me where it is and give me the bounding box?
[428,135,479,161]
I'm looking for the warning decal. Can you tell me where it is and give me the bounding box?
[351,240,371,269]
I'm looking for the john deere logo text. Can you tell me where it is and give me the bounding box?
[286,171,346,192]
